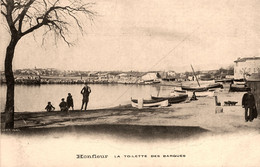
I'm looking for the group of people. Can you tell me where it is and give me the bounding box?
[45,84,258,123]
[45,84,91,112]
[59,93,74,112]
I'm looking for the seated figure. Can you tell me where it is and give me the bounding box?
[190,92,198,101]
[59,98,68,112]
[45,102,55,112]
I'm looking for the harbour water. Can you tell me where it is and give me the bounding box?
[0,84,175,112]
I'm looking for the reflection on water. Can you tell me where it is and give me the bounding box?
[0,84,174,112]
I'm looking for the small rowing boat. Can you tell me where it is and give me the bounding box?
[233,81,246,85]
[181,83,223,91]
[229,84,250,92]
[172,90,215,97]
[151,94,188,104]
[131,98,169,108]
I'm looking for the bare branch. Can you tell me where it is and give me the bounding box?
[1,0,7,7]
[21,21,43,35]
[1,10,7,17]
[43,0,47,10]
[3,0,96,45]
[18,0,35,32]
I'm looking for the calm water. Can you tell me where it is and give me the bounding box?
[0,84,174,112]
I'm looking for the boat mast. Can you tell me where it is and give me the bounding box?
[191,64,200,87]
[157,85,161,97]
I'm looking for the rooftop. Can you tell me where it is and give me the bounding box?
[234,56,260,63]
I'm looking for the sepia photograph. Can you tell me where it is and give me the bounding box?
[1,0,260,166]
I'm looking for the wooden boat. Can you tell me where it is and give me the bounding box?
[207,83,224,89]
[181,85,207,92]
[215,79,233,83]
[151,94,188,104]
[229,84,250,92]
[171,90,187,95]
[172,90,214,97]
[233,81,246,85]
[181,83,223,91]
[131,98,169,108]
[200,77,214,81]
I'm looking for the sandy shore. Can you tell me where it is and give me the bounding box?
[1,85,260,167]
[1,85,259,137]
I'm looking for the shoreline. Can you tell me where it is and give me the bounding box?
[1,84,259,139]
[1,98,259,137]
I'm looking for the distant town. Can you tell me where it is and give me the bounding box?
[1,56,260,85]
[0,66,234,85]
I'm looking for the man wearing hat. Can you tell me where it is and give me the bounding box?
[242,88,256,122]
[81,84,91,111]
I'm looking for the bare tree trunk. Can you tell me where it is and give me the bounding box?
[5,36,19,129]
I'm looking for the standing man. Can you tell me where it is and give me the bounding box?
[67,93,74,111]
[81,84,91,111]
[242,88,256,122]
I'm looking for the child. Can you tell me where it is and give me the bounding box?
[67,93,74,111]
[59,98,68,112]
[45,102,55,112]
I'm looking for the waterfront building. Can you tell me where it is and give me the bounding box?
[234,57,260,80]
[141,72,158,81]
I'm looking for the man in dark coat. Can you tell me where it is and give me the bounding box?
[81,84,91,111]
[242,88,256,122]
[67,93,74,111]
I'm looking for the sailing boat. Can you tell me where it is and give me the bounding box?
[181,65,223,91]
[151,81,188,104]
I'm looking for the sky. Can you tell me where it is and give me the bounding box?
[1,0,260,72]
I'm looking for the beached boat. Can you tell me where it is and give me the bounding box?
[181,85,207,92]
[207,83,224,89]
[171,90,187,95]
[151,94,188,104]
[189,90,214,97]
[172,90,214,97]
[233,81,246,85]
[181,83,223,91]
[215,79,233,83]
[131,98,169,108]
[229,84,250,92]
[200,77,214,81]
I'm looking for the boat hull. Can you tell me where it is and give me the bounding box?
[151,94,188,104]
[233,81,246,85]
[215,79,233,83]
[181,83,223,91]
[229,84,250,92]
[172,90,214,97]
[131,99,169,108]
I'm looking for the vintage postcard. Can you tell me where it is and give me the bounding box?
[1,0,260,166]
